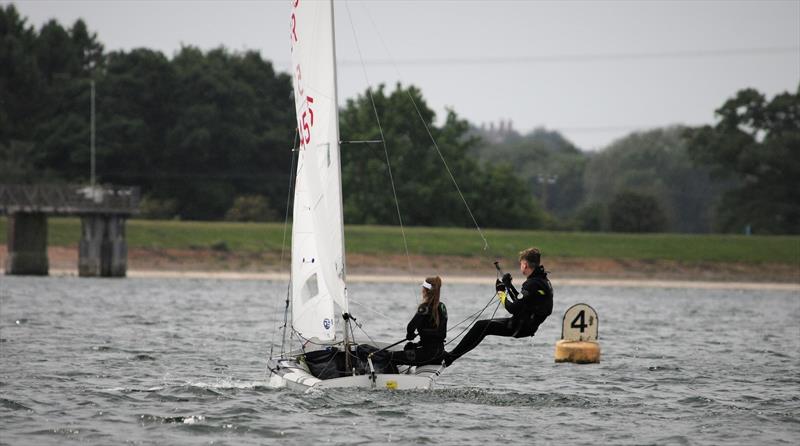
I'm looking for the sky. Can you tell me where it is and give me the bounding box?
[10,0,800,150]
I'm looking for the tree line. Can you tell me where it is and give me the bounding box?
[470,85,799,235]
[1,5,295,221]
[2,5,798,234]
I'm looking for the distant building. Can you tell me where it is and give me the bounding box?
[479,119,516,144]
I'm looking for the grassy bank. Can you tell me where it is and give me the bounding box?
[1,217,798,266]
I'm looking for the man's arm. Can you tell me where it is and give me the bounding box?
[503,287,527,314]
[501,273,520,301]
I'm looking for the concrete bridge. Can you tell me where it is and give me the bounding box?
[1,184,140,277]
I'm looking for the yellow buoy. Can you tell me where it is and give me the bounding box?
[555,303,600,364]
[555,340,601,364]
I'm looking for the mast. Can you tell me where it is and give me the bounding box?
[329,0,353,366]
[330,0,345,287]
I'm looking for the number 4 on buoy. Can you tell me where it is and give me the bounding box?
[555,303,601,364]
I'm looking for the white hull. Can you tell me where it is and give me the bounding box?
[268,357,444,392]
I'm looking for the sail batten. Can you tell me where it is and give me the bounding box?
[290,0,346,343]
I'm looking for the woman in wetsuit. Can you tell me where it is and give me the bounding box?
[389,276,448,366]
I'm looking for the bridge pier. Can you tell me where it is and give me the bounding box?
[2,184,139,278]
[79,215,128,277]
[5,212,49,275]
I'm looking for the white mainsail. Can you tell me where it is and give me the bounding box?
[270,0,445,391]
[289,0,347,343]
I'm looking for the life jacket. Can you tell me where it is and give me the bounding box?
[511,266,553,337]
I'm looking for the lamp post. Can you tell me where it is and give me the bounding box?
[90,79,96,188]
[536,174,558,210]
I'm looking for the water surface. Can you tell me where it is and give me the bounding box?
[1,276,798,445]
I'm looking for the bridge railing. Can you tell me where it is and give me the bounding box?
[0,184,140,215]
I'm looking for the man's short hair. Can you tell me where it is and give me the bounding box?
[519,247,541,267]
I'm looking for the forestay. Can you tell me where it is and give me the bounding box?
[289,0,347,343]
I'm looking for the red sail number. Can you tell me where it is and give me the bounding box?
[291,1,313,147]
[300,96,314,146]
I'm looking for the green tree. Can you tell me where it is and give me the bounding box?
[27,18,105,181]
[163,47,293,220]
[685,86,800,234]
[96,48,177,190]
[34,19,78,83]
[469,126,587,221]
[138,195,177,220]
[0,140,36,182]
[608,191,667,233]
[225,195,278,222]
[583,127,724,233]
[1,12,297,221]
[70,19,103,73]
[339,84,542,229]
[0,4,42,147]
[474,163,544,229]
[574,202,605,232]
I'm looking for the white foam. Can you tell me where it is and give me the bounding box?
[182,415,205,424]
[268,374,287,389]
[185,379,262,390]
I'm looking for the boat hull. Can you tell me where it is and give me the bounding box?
[268,358,444,392]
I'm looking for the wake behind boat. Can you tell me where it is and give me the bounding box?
[267,0,445,392]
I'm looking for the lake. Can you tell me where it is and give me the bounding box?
[1,275,798,445]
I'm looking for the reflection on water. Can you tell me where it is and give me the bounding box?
[1,276,798,445]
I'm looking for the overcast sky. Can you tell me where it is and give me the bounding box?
[10,0,800,150]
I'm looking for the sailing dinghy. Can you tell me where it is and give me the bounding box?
[267,0,445,392]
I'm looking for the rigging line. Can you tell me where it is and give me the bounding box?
[347,137,393,165]
[447,298,504,347]
[337,46,800,66]
[344,0,416,292]
[361,2,489,253]
[351,317,378,347]
[348,298,395,322]
[344,319,363,366]
[280,131,299,272]
[340,140,383,144]
[445,294,500,346]
[289,328,341,375]
[271,130,299,359]
[289,320,297,351]
[408,96,489,252]
[447,293,497,332]
[290,327,342,348]
[283,45,800,69]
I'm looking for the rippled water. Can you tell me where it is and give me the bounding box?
[1,275,798,445]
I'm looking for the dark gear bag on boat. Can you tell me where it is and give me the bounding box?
[355,344,399,374]
[304,347,347,379]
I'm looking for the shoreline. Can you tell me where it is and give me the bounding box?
[3,246,797,291]
[40,268,800,291]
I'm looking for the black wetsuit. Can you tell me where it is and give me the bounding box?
[447,265,553,364]
[390,302,448,366]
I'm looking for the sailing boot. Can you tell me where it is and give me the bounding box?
[443,351,455,367]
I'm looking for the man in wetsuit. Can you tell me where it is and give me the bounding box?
[445,247,553,366]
